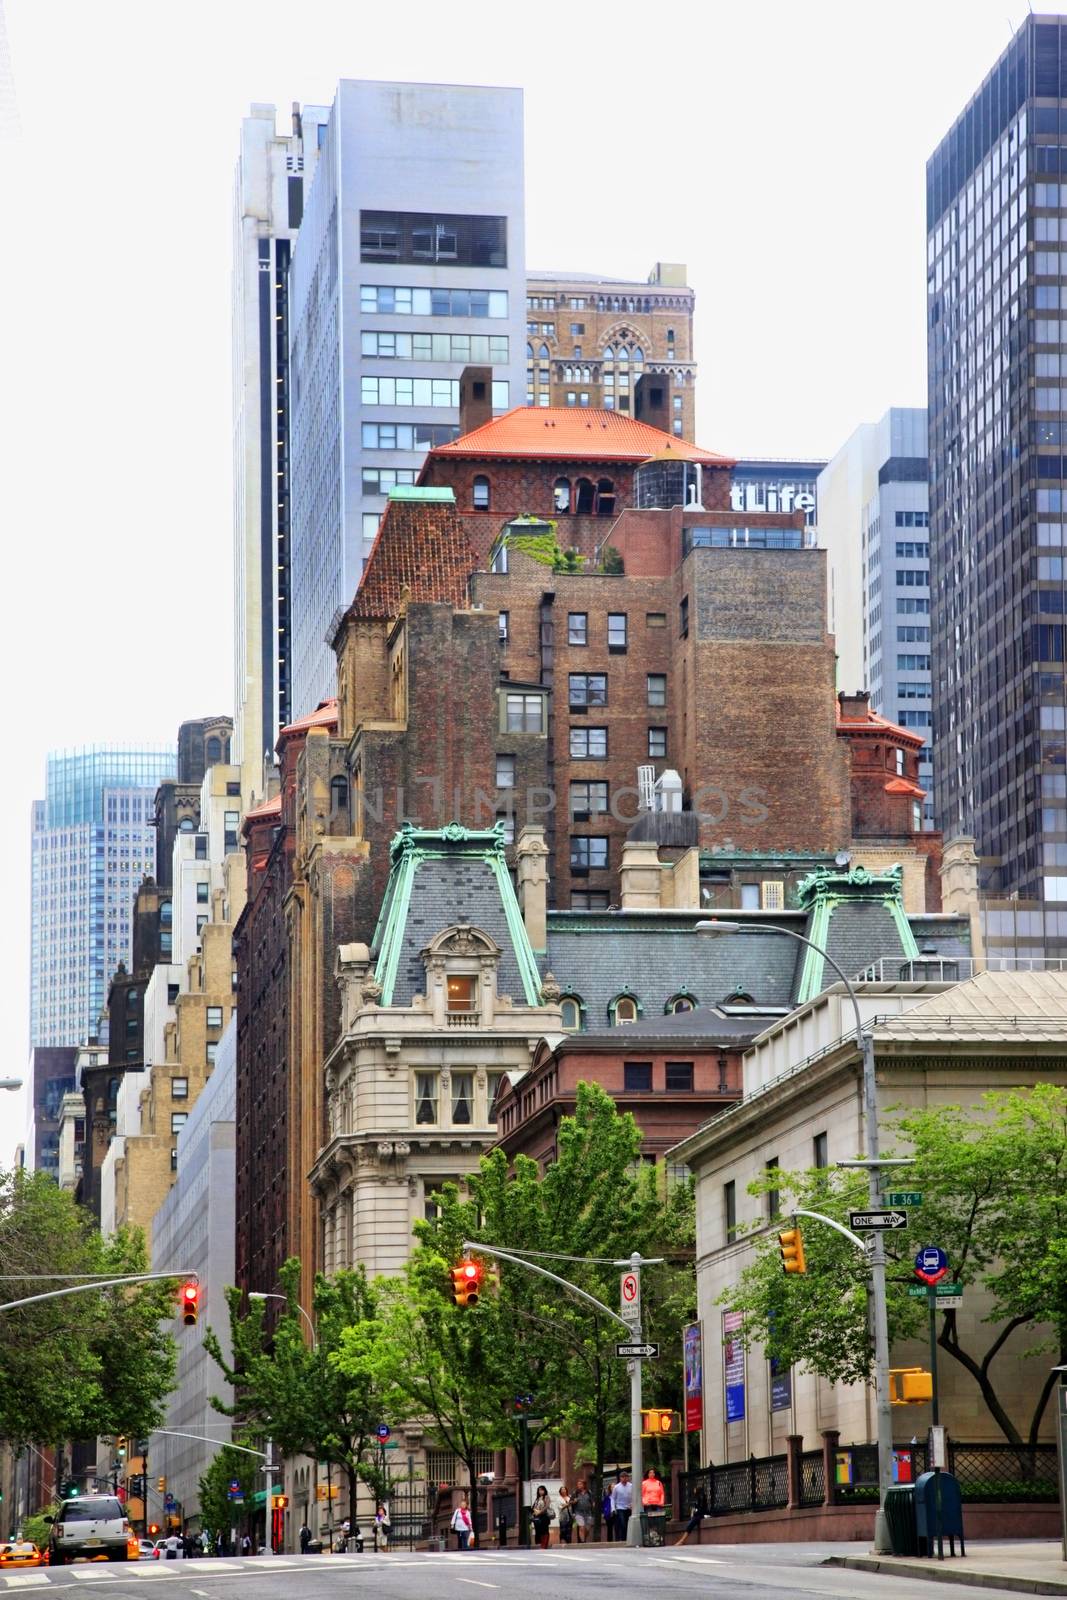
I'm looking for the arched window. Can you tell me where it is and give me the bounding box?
[560,996,583,1031]
[667,327,675,344]
[330,775,349,812]
[582,366,591,382]
[722,989,754,1006]
[473,474,491,510]
[617,345,629,363]
[526,342,534,358]
[666,992,697,1013]
[575,477,595,514]
[633,347,644,364]
[602,345,614,361]
[553,478,571,513]
[595,478,616,517]
[206,737,221,764]
[564,365,573,383]
[611,995,639,1025]
[159,901,172,926]
[538,342,550,360]
[179,817,195,832]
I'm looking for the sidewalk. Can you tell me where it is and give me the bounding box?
[824,1540,1067,1596]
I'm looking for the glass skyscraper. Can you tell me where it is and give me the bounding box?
[927,15,1067,952]
[30,745,176,1049]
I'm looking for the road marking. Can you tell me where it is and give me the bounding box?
[0,1578,50,1589]
[452,1581,498,1590]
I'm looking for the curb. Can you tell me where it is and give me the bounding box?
[823,1555,1067,1596]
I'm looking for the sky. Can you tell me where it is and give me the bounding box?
[0,0,1036,1163]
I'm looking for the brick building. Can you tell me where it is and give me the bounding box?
[525,264,696,439]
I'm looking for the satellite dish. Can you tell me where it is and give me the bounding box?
[835,851,851,867]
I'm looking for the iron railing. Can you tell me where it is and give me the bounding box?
[679,1455,788,1517]
[798,1450,825,1507]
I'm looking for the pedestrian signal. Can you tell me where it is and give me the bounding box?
[180,1280,199,1326]
[157,1477,166,1494]
[450,1259,484,1307]
[641,1408,680,1436]
[778,1225,806,1274]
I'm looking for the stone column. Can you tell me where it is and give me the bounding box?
[515,827,549,952]
[939,834,983,959]
[786,1433,804,1509]
[619,840,663,910]
[821,1429,840,1508]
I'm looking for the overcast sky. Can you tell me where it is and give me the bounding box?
[0,0,1034,1163]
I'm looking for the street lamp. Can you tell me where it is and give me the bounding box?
[248,1292,317,1347]
[695,918,895,1554]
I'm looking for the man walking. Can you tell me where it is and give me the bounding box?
[610,1472,633,1541]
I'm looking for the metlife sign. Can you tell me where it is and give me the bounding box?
[731,459,825,528]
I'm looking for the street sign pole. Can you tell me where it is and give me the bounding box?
[627,1253,644,1547]
[859,1031,896,1557]
[263,1437,275,1554]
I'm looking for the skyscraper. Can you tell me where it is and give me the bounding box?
[287,79,526,719]
[30,745,175,1052]
[927,16,1067,933]
[818,409,934,824]
[232,101,329,800]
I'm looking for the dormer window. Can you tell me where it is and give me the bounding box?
[447,975,477,1013]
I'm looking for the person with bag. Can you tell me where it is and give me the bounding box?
[557,1486,573,1545]
[531,1485,554,1550]
[601,1485,616,1542]
[450,1498,473,1551]
[374,1502,391,1552]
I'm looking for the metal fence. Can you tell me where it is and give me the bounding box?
[798,1450,825,1508]
[679,1455,788,1518]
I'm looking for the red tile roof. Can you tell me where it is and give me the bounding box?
[836,703,925,749]
[429,406,734,466]
[346,497,476,621]
[277,699,339,745]
[243,793,282,821]
[884,777,927,798]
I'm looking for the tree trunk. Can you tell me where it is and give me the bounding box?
[1028,1338,1066,1447]
[466,1457,479,1550]
[346,1463,360,1541]
[937,1311,1027,1446]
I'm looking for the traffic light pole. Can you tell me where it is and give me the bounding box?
[0,1271,198,1312]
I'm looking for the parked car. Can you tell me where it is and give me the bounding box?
[47,1496,131,1564]
[0,1541,44,1568]
[138,1539,156,1558]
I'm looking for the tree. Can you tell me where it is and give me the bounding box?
[0,1170,176,1450]
[198,1443,257,1545]
[336,1083,693,1504]
[719,1085,1067,1446]
[205,1257,388,1518]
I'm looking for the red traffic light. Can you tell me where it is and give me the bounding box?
[180,1280,199,1326]
[450,1259,484,1307]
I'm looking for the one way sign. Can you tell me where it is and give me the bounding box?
[616,1341,659,1359]
[849,1209,909,1232]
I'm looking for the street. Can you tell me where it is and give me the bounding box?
[0,1546,1029,1599]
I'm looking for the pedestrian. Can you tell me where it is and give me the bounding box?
[674,1488,708,1547]
[299,1521,311,1554]
[571,1479,594,1544]
[557,1485,573,1545]
[531,1485,554,1550]
[601,1484,616,1542]
[240,1533,252,1558]
[215,1531,225,1557]
[164,1532,180,1560]
[610,1472,633,1541]
[374,1502,390,1552]
[641,1467,666,1546]
[340,1517,350,1553]
[450,1497,473,1551]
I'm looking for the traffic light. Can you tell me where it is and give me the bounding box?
[148,1524,160,1537]
[641,1408,680,1436]
[778,1225,806,1274]
[450,1259,484,1307]
[116,1440,127,1461]
[180,1280,199,1326]
[157,1477,166,1494]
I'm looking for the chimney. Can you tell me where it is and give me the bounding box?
[619,841,663,910]
[515,826,550,953]
[458,366,493,437]
[837,689,871,721]
[939,834,984,958]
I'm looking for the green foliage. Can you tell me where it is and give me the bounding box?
[205,1258,389,1505]
[198,1444,257,1538]
[20,1509,55,1549]
[719,1085,1067,1444]
[504,525,586,573]
[0,1170,177,1450]
[335,1083,693,1488]
[598,545,625,575]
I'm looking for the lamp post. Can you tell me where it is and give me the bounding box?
[248,1293,317,1555]
[695,918,895,1554]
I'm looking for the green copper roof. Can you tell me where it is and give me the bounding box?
[794,864,918,1002]
[372,822,542,1007]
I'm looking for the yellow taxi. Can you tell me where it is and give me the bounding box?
[127,1535,142,1560]
[0,1540,44,1568]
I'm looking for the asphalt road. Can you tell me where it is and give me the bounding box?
[0,1547,1028,1599]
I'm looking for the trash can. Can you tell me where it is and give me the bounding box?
[640,1510,667,1548]
[883,1484,917,1557]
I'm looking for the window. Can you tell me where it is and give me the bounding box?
[496,754,516,789]
[570,891,610,909]
[679,596,689,636]
[570,780,608,817]
[172,1077,188,1101]
[560,997,583,1030]
[666,993,695,1013]
[170,1147,178,1171]
[761,880,785,911]
[648,727,667,759]
[571,836,608,871]
[813,1131,828,1169]
[451,1072,474,1125]
[226,781,241,797]
[569,673,607,708]
[206,1006,223,1029]
[502,691,545,734]
[361,376,459,408]
[496,811,515,844]
[415,1073,438,1125]
[487,1071,505,1124]
[424,1183,445,1221]
[498,611,509,643]
[473,475,490,510]
[125,1016,138,1036]
[196,913,208,934]
[644,675,667,711]
[159,901,172,926]
[568,612,588,646]
[647,612,667,629]
[206,1042,217,1065]
[724,1180,737,1244]
[570,726,608,758]
[362,467,418,494]
[170,1113,188,1135]
[447,975,478,1013]
[360,210,506,267]
[224,811,240,850]
[740,883,760,910]
[361,331,509,363]
[362,422,460,450]
[196,881,209,904]
[764,1156,781,1220]
[665,1061,694,1092]
[167,983,179,1005]
[624,1062,653,1091]
[608,613,627,651]
[195,834,208,859]
[553,478,571,513]
[365,286,511,318]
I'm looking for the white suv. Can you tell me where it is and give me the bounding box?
[48,1496,130,1564]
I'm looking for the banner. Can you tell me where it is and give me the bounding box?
[722,1310,745,1423]
[683,1322,703,1432]
[770,1353,792,1412]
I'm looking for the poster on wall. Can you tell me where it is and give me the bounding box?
[722,1310,745,1423]
[683,1322,703,1432]
[770,1353,792,1411]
